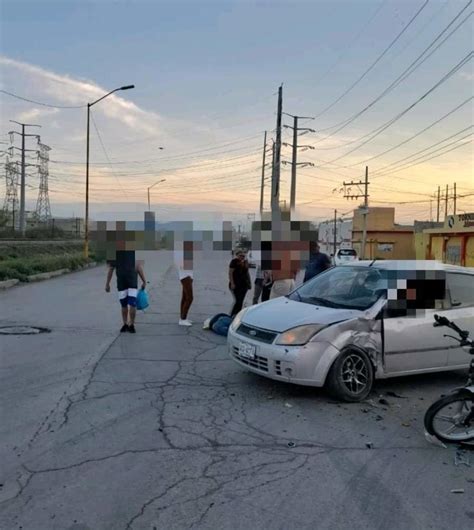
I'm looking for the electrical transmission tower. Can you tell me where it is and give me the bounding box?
[3,157,20,229]
[34,142,52,222]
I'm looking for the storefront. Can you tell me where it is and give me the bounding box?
[424,213,474,267]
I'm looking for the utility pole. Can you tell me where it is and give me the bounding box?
[282,114,315,211]
[259,131,267,214]
[291,116,298,211]
[342,166,370,259]
[445,184,448,220]
[333,209,337,257]
[361,166,369,259]
[454,182,457,215]
[272,85,283,213]
[270,139,277,211]
[8,121,41,236]
[437,186,440,222]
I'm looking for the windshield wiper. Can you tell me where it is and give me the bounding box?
[304,296,339,308]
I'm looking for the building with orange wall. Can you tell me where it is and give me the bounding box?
[423,213,474,267]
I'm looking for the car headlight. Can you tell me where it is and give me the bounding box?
[230,307,248,332]
[276,324,326,346]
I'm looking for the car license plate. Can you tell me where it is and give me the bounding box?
[238,341,256,359]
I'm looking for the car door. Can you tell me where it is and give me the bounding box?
[445,272,474,367]
[382,275,452,374]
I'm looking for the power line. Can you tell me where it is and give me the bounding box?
[371,135,473,179]
[313,0,430,119]
[371,127,473,176]
[0,88,87,109]
[314,2,473,144]
[89,111,128,199]
[307,0,389,88]
[343,96,473,167]
[318,51,473,166]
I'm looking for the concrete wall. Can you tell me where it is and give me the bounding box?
[352,230,415,260]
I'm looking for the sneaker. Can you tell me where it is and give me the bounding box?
[120,324,129,332]
[128,324,136,333]
[178,319,192,327]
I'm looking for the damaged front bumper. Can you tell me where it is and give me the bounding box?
[228,326,342,387]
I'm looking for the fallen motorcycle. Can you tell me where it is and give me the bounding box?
[424,314,474,444]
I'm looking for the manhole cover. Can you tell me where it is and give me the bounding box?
[0,326,51,335]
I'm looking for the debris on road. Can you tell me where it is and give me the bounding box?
[378,398,390,406]
[285,403,293,408]
[455,449,471,467]
[450,489,465,494]
[287,441,296,448]
[366,442,373,449]
[386,391,406,399]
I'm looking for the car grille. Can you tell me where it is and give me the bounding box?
[236,323,277,344]
[232,346,269,372]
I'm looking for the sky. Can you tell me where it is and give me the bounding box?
[0,0,473,227]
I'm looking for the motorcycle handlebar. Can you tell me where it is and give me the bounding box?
[433,314,470,342]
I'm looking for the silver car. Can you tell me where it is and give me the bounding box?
[228,261,474,402]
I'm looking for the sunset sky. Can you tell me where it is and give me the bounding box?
[1,0,473,227]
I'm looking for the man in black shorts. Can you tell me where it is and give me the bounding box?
[105,250,146,333]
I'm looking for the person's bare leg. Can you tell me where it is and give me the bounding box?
[121,306,128,325]
[129,306,136,325]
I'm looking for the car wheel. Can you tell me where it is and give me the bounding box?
[326,349,374,402]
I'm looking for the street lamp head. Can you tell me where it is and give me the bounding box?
[120,85,135,91]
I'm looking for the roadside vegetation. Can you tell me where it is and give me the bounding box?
[0,241,100,281]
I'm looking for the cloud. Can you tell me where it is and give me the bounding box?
[0,55,162,135]
[17,106,59,123]
[460,71,474,82]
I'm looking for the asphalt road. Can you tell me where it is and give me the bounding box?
[0,251,472,530]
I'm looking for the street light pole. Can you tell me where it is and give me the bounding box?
[84,85,134,259]
[147,179,166,211]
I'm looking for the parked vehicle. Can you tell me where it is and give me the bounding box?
[228,261,474,402]
[424,314,473,443]
[333,248,358,266]
[247,251,256,268]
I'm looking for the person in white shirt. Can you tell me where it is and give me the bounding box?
[174,241,194,326]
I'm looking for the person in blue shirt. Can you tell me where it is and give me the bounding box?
[303,242,331,283]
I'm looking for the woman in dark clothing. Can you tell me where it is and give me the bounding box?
[229,250,251,316]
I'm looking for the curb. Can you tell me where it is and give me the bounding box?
[0,279,20,289]
[27,269,70,282]
[0,261,103,289]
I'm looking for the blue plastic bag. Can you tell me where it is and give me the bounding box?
[136,289,149,310]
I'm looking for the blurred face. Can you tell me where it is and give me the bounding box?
[237,252,245,261]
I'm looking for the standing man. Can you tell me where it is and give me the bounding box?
[105,249,146,333]
[252,265,264,304]
[303,241,331,283]
[175,240,194,326]
[229,250,251,316]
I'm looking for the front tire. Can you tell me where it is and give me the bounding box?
[325,349,374,402]
[424,391,474,444]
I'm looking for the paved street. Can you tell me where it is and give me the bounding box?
[0,251,473,530]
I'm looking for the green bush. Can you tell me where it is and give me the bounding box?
[0,252,94,281]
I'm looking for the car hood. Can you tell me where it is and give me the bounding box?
[242,297,363,333]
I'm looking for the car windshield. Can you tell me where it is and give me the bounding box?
[338,249,357,257]
[288,266,385,310]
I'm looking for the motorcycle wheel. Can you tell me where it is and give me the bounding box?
[424,391,474,444]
